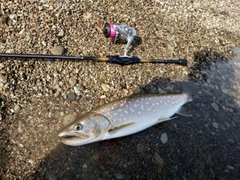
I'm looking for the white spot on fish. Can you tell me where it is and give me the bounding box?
[138,111,141,114]
[124,110,128,114]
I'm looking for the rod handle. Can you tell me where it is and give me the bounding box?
[108,56,140,65]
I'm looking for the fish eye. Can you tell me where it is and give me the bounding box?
[74,123,83,131]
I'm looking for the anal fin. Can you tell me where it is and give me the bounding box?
[158,117,176,123]
[177,107,192,117]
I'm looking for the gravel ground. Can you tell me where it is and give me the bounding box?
[0,0,240,179]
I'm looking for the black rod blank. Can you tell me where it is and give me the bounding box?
[0,53,187,66]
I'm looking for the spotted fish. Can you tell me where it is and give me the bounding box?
[58,93,192,146]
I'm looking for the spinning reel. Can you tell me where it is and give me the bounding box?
[103,23,137,57]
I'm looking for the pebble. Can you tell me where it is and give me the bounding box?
[5,49,14,53]
[82,164,87,169]
[57,29,64,37]
[101,83,110,92]
[224,169,229,173]
[46,172,56,180]
[69,77,77,86]
[211,102,219,111]
[67,93,76,101]
[153,152,164,172]
[160,132,168,144]
[0,63,5,69]
[0,16,7,27]
[227,139,235,145]
[212,122,219,129]
[74,86,80,94]
[226,165,234,170]
[50,45,64,55]
[133,85,141,94]
[63,114,75,126]
[41,41,47,46]
[28,159,34,164]
[60,112,64,116]
[0,74,6,83]
[13,105,21,113]
[115,173,123,180]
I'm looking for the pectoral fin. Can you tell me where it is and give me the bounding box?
[108,122,135,133]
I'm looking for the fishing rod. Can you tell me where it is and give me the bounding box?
[0,23,188,66]
[0,53,187,66]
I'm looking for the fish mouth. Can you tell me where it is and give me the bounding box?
[58,132,89,140]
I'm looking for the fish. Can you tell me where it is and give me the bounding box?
[58,93,192,146]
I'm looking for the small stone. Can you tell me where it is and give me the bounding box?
[46,172,56,180]
[6,49,15,53]
[50,45,64,55]
[133,85,141,94]
[28,159,34,164]
[60,112,64,116]
[83,12,92,20]
[92,153,99,160]
[0,16,7,28]
[115,173,123,180]
[101,83,110,92]
[226,165,234,170]
[123,89,128,95]
[0,63,5,69]
[224,121,230,127]
[82,163,87,169]
[73,86,80,94]
[0,74,7,83]
[153,152,164,172]
[227,139,235,145]
[211,102,219,111]
[212,122,219,129]
[67,93,76,101]
[136,143,144,154]
[160,132,168,144]
[100,95,106,99]
[9,14,15,20]
[63,114,75,126]
[13,105,21,113]
[94,98,100,103]
[57,29,64,37]
[224,169,229,173]
[69,77,77,86]
[41,40,47,46]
